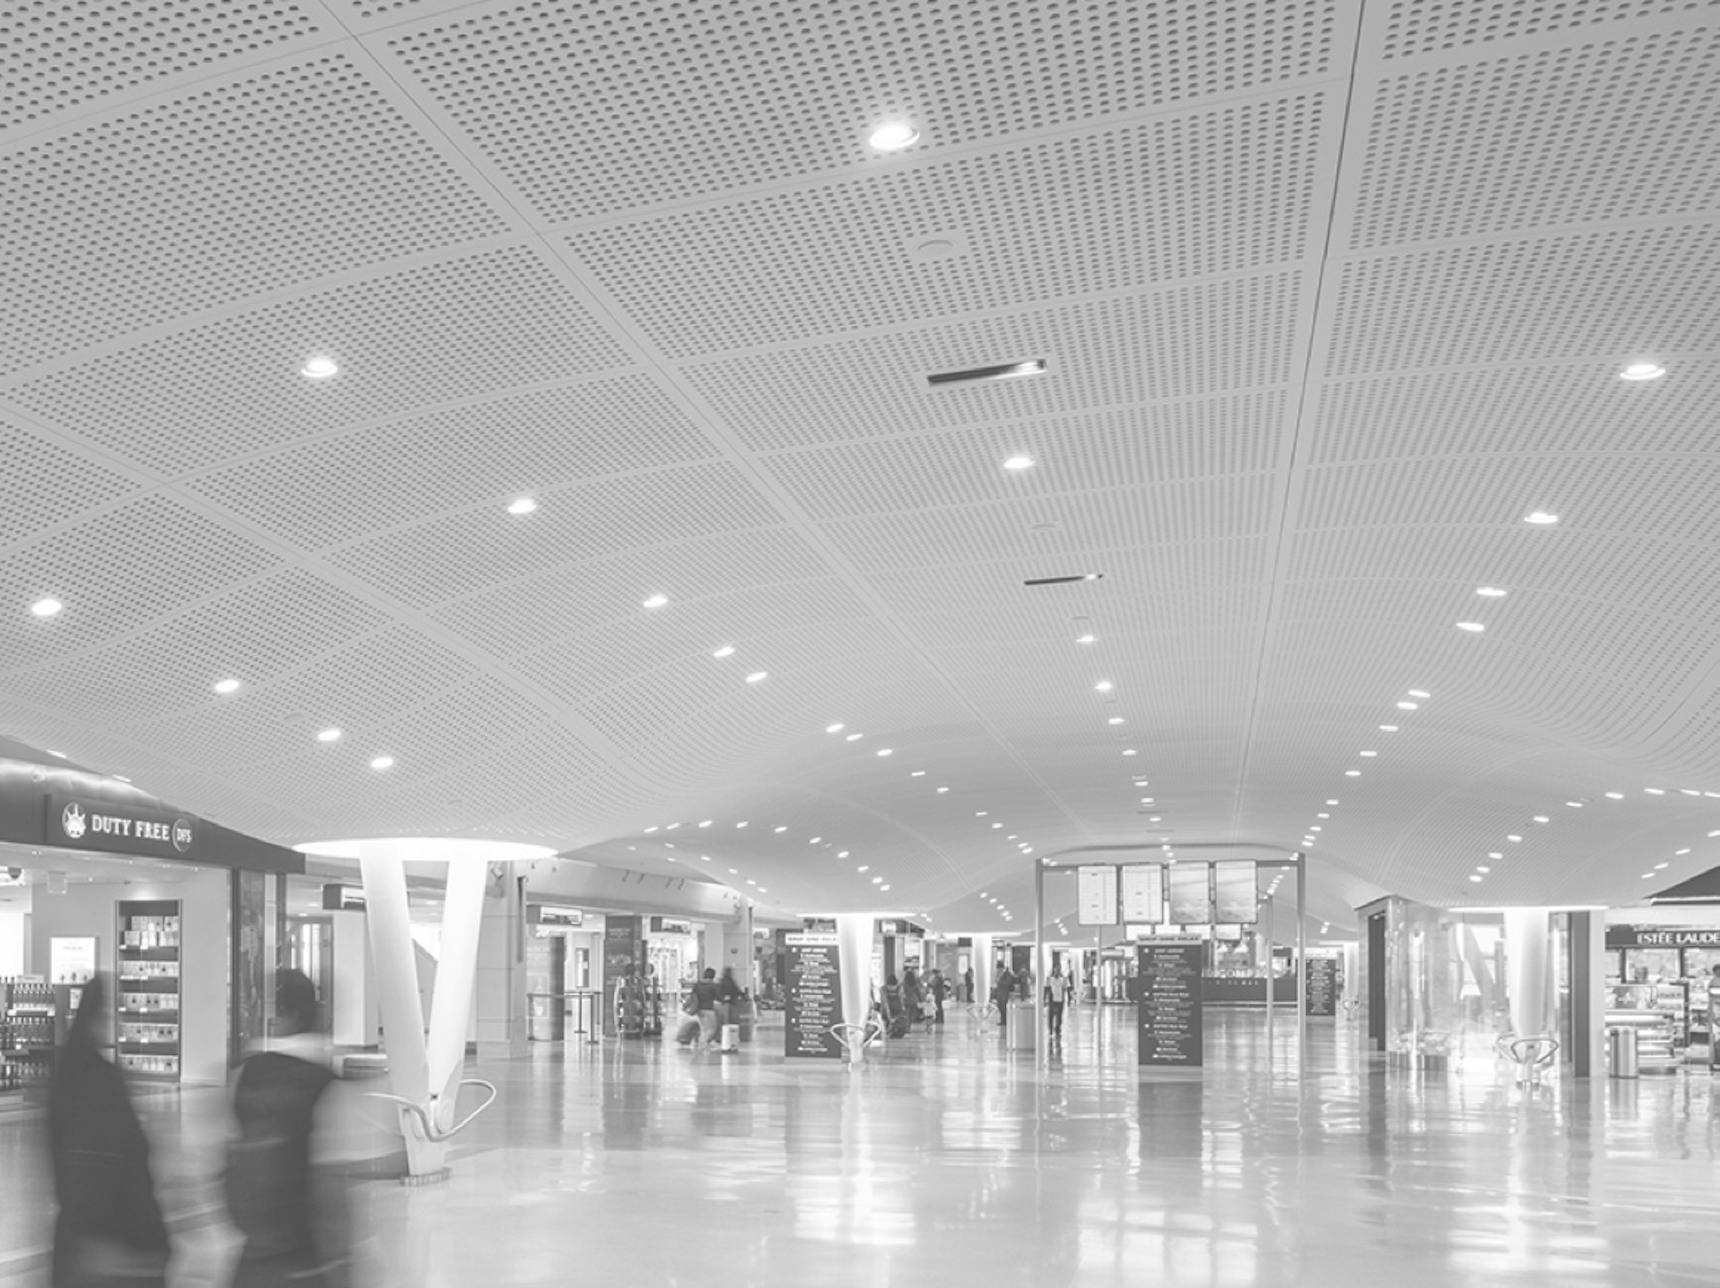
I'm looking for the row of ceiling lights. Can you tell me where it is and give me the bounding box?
[820,721,1036,920]
[1297,687,1433,851]
[642,814,896,900]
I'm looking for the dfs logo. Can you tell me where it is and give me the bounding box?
[61,803,87,840]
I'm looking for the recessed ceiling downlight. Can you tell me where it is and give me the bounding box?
[300,355,339,380]
[30,597,63,618]
[712,645,735,658]
[370,756,394,771]
[1523,511,1560,525]
[745,671,768,683]
[316,728,342,743]
[1476,586,1507,598]
[642,593,669,609]
[1002,455,1035,471]
[213,678,241,695]
[1620,361,1666,381]
[868,120,919,151]
[1457,621,1486,632]
[506,497,537,516]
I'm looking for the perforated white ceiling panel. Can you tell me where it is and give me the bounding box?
[1,0,1716,925]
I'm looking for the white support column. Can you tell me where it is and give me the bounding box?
[473,867,526,1060]
[311,837,556,1181]
[972,934,994,1012]
[358,852,441,1176]
[738,901,756,992]
[426,859,489,1099]
[1504,907,1553,1036]
[703,921,729,975]
[835,913,875,1065]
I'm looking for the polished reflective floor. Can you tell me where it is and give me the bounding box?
[4,1009,1718,1286]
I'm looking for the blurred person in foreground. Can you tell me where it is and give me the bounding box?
[47,973,172,1287]
[225,969,362,1288]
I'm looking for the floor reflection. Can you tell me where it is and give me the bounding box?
[2,1010,1717,1285]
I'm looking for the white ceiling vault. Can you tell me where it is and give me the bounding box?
[2,0,1718,935]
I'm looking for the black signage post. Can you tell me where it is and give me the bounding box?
[1304,957,1338,1017]
[1137,940,1204,1067]
[784,933,844,1059]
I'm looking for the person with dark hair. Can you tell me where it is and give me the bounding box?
[47,973,172,1287]
[927,967,948,1024]
[691,967,721,1047]
[993,962,1015,1034]
[901,966,924,1030]
[225,970,352,1288]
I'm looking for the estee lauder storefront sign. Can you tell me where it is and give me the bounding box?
[1606,925,1720,949]
[46,794,197,859]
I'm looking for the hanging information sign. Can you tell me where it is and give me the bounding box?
[784,932,844,1059]
[1212,861,1258,924]
[1119,864,1164,925]
[1136,939,1204,1066]
[1076,865,1119,926]
[1167,864,1212,925]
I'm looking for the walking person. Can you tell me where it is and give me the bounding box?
[902,967,924,1030]
[691,968,721,1046]
[928,968,948,1024]
[225,969,354,1288]
[1044,963,1074,1042]
[717,966,744,1047]
[47,973,172,1288]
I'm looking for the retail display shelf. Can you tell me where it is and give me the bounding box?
[116,901,182,1083]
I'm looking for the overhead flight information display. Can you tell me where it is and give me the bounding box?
[1076,865,1119,926]
[1120,864,1164,925]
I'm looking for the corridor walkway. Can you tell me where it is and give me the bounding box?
[2,1010,1715,1286]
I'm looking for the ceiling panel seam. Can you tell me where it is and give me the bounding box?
[0,17,353,150]
[1224,3,1370,841]
[0,398,655,796]
[332,26,1138,863]
[0,234,554,391]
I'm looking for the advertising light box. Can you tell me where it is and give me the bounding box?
[1213,861,1258,925]
[1167,864,1211,925]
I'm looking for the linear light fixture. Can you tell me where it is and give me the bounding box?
[927,358,1046,387]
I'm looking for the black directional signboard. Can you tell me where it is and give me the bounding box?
[784,932,844,1059]
[1136,940,1204,1067]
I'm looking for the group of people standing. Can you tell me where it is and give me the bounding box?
[879,965,948,1034]
[677,966,748,1047]
[47,970,357,1287]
